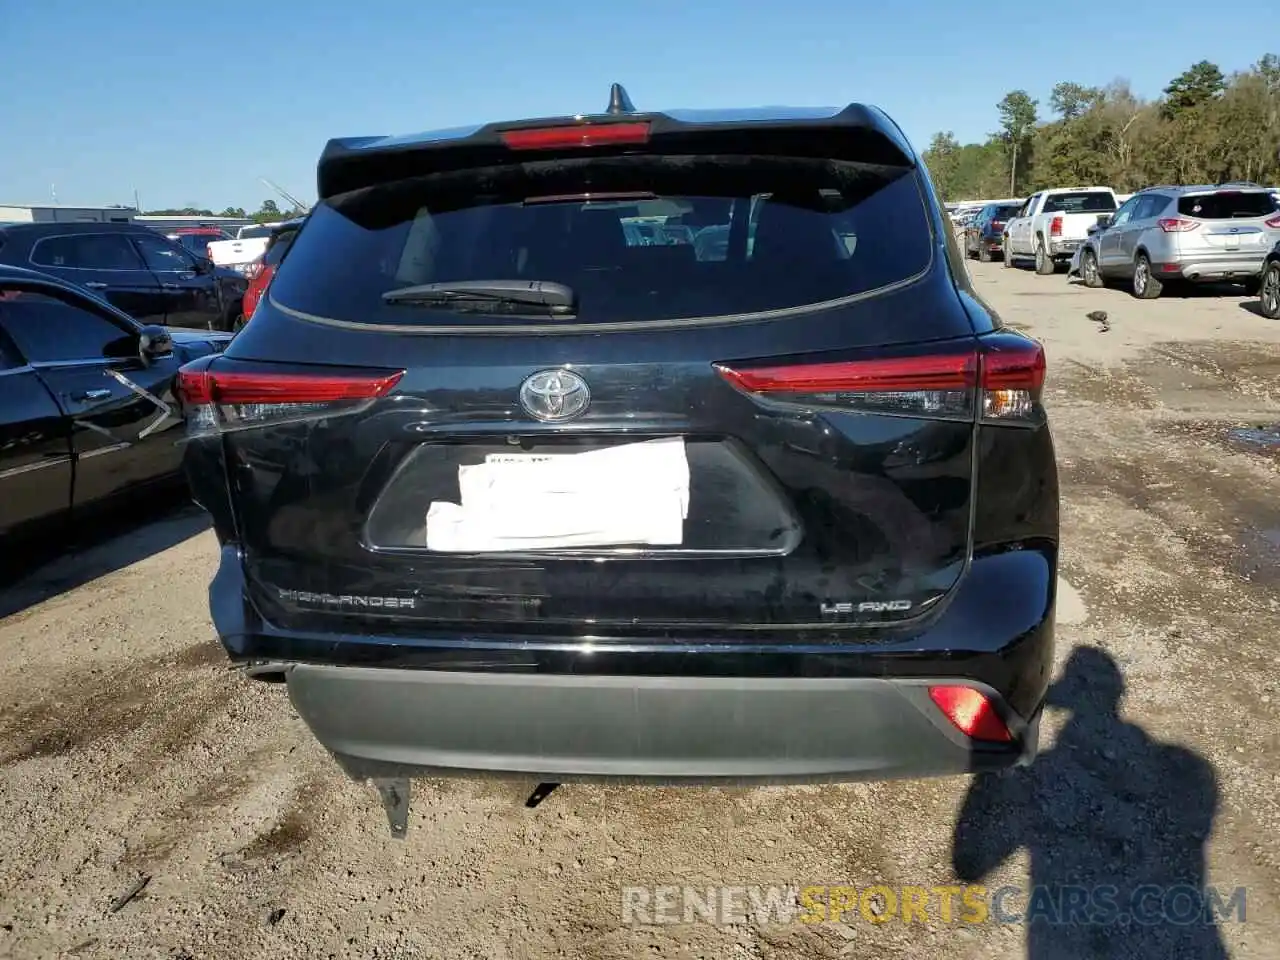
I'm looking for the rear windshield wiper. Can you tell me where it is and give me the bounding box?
[381,280,576,316]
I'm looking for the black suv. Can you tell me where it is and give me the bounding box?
[179,86,1059,834]
[0,222,246,331]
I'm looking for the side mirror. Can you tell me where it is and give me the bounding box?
[192,257,213,275]
[139,324,173,363]
[1095,215,1113,230]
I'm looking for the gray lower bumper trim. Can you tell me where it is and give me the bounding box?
[286,666,1035,784]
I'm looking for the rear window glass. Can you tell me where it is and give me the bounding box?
[1041,192,1117,214]
[1177,192,1278,219]
[264,229,299,266]
[269,154,933,327]
[238,224,273,239]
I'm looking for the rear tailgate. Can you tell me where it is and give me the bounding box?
[1041,191,1118,240]
[189,110,1030,639]
[208,237,269,269]
[1176,190,1280,255]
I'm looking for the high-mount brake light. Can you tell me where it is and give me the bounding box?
[500,122,651,151]
[175,366,403,438]
[715,339,1045,424]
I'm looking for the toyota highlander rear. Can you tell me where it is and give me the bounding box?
[179,87,1058,834]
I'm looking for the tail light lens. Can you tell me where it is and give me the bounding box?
[501,122,651,150]
[715,337,1045,426]
[990,220,1004,230]
[928,686,1012,742]
[1264,214,1280,228]
[1050,216,1063,237]
[1158,218,1200,233]
[175,363,404,438]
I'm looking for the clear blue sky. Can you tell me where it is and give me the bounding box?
[0,0,1270,212]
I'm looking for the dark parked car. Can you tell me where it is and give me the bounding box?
[964,203,1021,262]
[0,222,247,331]
[179,86,1059,835]
[0,264,231,556]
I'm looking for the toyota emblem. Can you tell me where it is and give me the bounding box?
[519,369,591,422]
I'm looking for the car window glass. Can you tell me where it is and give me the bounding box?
[176,234,216,256]
[264,230,300,266]
[133,234,195,272]
[30,233,145,270]
[1041,191,1118,214]
[0,291,134,363]
[1134,195,1167,220]
[272,155,931,328]
[0,303,23,368]
[1177,191,1279,219]
[1110,196,1141,226]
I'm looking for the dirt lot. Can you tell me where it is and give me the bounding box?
[2,261,1279,959]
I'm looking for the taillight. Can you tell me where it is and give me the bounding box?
[1158,218,1200,233]
[980,337,1046,421]
[714,337,1045,425]
[928,686,1012,742]
[500,122,651,150]
[1050,216,1062,237]
[175,364,404,438]
[1265,214,1280,228]
[990,220,1003,230]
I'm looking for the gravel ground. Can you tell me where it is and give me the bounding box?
[2,260,1279,959]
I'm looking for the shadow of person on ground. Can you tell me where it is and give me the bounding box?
[953,646,1230,959]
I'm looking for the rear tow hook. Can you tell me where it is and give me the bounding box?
[371,780,561,838]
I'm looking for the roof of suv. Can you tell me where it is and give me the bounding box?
[315,86,914,199]
[1136,183,1274,195]
[0,221,157,237]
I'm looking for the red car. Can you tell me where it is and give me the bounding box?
[239,217,305,330]
[166,226,233,259]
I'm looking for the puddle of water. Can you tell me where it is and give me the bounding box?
[1227,425,1280,449]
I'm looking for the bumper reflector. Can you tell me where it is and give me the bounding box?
[927,685,1013,742]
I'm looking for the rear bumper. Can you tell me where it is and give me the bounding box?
[207,545,1057,783]
[1158,256,1266,282]
[288,668,1040,783]
[1048,238,1082,257]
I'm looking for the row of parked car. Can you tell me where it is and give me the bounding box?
[0,214,305,561]
[957,182,1280,317]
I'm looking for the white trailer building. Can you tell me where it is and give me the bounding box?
[0,204,138,224]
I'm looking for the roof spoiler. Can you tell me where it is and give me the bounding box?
[315,98,916,200]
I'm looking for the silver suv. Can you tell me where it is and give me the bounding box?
[1076,183,1280,299]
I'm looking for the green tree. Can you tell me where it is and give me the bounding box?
[218,206,247,218]
[252,199,287,224]
[1050,82,1102,120]
[1162,60,1226,117]
[922,132,962,201]
[996,90,1039,195]
[922,55,1280,202]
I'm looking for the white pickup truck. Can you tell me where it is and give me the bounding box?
[1003,187,1119,275]
[206,222,280,274]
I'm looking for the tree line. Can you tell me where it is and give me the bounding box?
[922,55,1280,202]
[142,199,306,222]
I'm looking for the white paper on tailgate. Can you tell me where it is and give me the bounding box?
[425,437,690,552]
